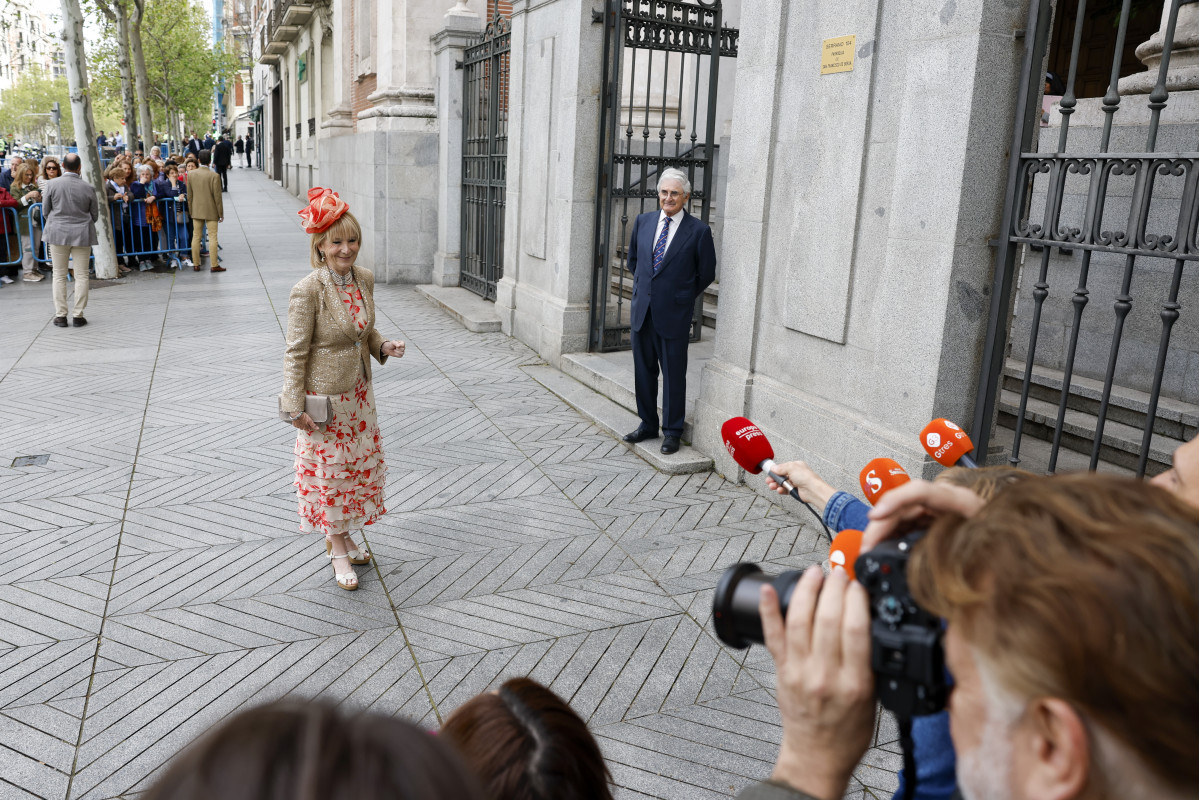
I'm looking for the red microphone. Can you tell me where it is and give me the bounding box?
[920,418,979,468]
[721,417,780,475]
[722,417,828,535]
[858,458,911,505]
[828,529,863,580]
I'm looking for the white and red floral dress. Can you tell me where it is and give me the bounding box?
[293,282,387,536]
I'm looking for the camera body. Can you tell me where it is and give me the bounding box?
[854,535,947,718]
[712,533,947,719]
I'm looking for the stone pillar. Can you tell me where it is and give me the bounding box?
[362,0,438,123]
[1119,1,1199,94]
[320,0,352,134]
[497,0,603,364]
[431,4,482,287]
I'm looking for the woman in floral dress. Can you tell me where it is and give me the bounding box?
[281,188,405,590]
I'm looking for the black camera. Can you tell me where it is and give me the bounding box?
[712,534,947,719]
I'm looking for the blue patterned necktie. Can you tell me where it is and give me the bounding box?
[652,216,671,273]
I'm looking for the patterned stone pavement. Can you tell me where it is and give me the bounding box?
[0,170,901,800]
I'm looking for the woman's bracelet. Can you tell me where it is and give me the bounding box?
[289,411,303,421]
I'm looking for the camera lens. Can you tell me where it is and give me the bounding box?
[712,563,803,649]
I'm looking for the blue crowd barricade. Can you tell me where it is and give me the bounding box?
[0,206,22,267]
[106,197,193,267]
[27,203,95,266]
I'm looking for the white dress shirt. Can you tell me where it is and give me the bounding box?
[652,208,684,261]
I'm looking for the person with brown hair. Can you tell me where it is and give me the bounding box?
[742,473,1199,800]
[441,676,615,800]
[9,162,45,282]
[141,700,486,800]
[282,188,405,590]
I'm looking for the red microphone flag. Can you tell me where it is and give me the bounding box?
[920,418,976,467]
[828,529,864,580]
[721,417,775,474]
[858,458,911,505]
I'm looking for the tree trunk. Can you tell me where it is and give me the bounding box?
[111,1,137,151]
[129,0,154,152]
[60,0,118,280]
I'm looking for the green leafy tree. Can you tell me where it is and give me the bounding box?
[0,67,121,145]
[89,0,239,145]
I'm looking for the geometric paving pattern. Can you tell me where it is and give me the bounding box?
[0,170,900,799]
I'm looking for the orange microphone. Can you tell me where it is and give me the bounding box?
[828,529,864,580]
[920,418,979,468]
[858,458,911,505]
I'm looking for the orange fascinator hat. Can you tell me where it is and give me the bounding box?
[298,187,349,234]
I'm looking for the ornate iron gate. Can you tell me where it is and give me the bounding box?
[460,15,510,301]
[589,0,738,351]
[974,0,1191,476]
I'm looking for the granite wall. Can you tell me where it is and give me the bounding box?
[319,125,440,284]
[693,0,1028,491]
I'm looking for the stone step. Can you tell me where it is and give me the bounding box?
[997,388,1173,474]
[415,284,502,333]
[1002,358,1199,442]
[523,365,713,475]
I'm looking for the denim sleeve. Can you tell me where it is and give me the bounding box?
[892,711,958,800]
[822,491,872,533]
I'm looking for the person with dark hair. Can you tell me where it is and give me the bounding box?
[441,676,615,800]
[188,149,223,271]
[213,134,233,192]
[234,134,245,167]
[245,132,254,169]
[41,152,98,325]
[142,700,486,800]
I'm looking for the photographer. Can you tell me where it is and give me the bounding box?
[738,474,1199,800]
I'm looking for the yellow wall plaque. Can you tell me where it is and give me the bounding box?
[821,35,855,75]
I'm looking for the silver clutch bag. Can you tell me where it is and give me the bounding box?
[278,394,333,430]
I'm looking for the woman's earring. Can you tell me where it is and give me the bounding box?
[319,252,325,262]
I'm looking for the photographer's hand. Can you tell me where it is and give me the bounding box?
[759,567,874,800]
[861,479,984,551]
[765,461,837,514]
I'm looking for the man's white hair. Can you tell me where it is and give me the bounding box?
[657,167,691,197]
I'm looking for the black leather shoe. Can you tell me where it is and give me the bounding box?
[623,426,659,444]
[72,316,87,327]
[53,316,68,327]
[661,436,681,455]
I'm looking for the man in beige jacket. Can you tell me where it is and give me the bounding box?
[188,149,224,272]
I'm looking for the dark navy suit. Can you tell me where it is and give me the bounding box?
[628,209,717,438]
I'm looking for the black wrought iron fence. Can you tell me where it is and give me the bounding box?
[975,0,1196,477]
[459,14,510,302]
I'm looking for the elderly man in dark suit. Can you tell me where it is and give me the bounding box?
[42,153,99,327]
[623,168,717,454]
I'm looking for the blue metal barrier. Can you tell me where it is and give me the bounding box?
[27,195,197,270]
[28,204,93,266]
[0,206,21,267]
[104,197,193,268]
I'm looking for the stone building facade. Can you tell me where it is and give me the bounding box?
[293,0,1190,493]
[0,1,63,100]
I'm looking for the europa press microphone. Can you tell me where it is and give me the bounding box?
[920,418,979,468]
[721,417,830,538]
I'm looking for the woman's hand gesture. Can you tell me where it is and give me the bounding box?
[382,340,406,359]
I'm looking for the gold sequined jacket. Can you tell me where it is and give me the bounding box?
[281,266,388,414]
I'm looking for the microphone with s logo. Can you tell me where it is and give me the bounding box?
[858,458,911,505]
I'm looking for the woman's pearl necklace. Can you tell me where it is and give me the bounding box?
[327,265,353,287]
